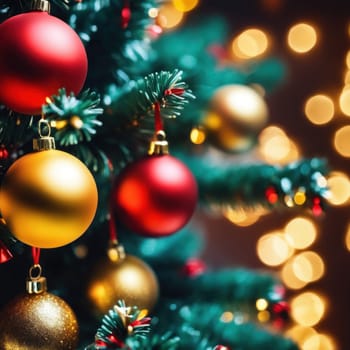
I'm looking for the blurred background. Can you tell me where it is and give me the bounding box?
[157,0,350,348]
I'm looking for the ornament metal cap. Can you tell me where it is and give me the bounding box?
[107,240,126,263]
[26,264,47,294]
[148,130,169,155]
[31,0,51,12]
[33,136,56,151]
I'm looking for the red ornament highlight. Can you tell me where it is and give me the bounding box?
[0,12,88,115]
[112,155,198,237]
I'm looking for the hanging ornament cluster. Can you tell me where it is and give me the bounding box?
[0,255,79,349]
[0,0,88,115]
[112,129,198,237]
[203,84,269,152]
[0,119,98,248]
[87,241,159,317]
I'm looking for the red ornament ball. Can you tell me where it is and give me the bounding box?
[0,11,88,115]
[112,155,198,237]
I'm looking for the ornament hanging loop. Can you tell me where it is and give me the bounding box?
[29,263,42,280]
[38,117,51,138]
[33,117,56,151]
[27,263,47,294]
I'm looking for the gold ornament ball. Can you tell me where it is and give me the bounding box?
[0,149,98,248]
[87,254,159,316]
[0,292,79,350]
[203,84,269,152]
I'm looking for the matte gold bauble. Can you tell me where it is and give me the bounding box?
[0,292,79,350]
[0,149,98,248]
[203,84,269,152]
[87,254,159,316]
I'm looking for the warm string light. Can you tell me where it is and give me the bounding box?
[222,11,341,350]
[231,28,270,59]
[258,125,300,164]
[255,215,336,348]
[156,0,200,30]
[287,23,318,53]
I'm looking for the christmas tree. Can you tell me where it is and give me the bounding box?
[0,0,334,349]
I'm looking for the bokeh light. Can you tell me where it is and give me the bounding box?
[327,171,350,205]
[287,23,318,53]
[172,0,199,12]
[346,50,350,69]
[292,251,325,283]
[257,231,294,266]
[333,126,350,157]
[190,126,206,144]
[281,259,308,290]
[256,298,269,311]
[345,223,350,251]
[285,325,318,348]
[157,2,184,29]
[344,71,350,84]
[339,88,350,116]
[220,311,234,323]
[304,94,334,125]
[223,206,267,227]
[303,333,336,350]
[284,216,318,249]
[258,126,300,164]
[290,292,326,327]
[231,28,269,59]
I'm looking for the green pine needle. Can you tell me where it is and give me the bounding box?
[108,69,195,125]
[43,88,103,146]
[185,156,329,211]
[94,300,152,349]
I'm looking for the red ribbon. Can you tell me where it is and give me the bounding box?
[154,102,163,132]
[32,247,41,265]
[0,241,13,263]
[129,317,152,328]
[164,88,185,96]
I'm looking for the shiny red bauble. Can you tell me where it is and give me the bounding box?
[0,11,88,115]
[112,155,198,237]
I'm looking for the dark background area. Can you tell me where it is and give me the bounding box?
[196,0,350,348]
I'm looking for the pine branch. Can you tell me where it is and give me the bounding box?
[108,69,194,122]
[153,302,297,350]
[186,156,329,213]
[70,0,163,87]
[159,267,282,303]
[86,300,153,350]
[93,70,195,164]
[0,109,34,147]
[43,88,103,147]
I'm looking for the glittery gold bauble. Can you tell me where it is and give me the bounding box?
[203,84,269,152]
[0,292,79,350]
[0,149,98,248]
[87,254,159,316]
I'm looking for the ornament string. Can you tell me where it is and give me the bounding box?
[32,246,41,266]
[107,203,126,262]
[154,88,185,133]
[153,102,163,132]
[108,206,118,242]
